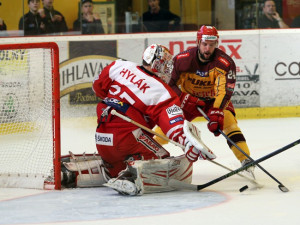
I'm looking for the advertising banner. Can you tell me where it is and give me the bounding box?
[0,49,30,122]
[59,40,119,117]
[259,32,300,107]
[54,29,299,119]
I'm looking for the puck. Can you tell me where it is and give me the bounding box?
[239,185,249,192]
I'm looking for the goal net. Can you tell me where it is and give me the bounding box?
[0,42,61,190]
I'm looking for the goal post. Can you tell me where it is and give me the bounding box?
[0,42,61,190]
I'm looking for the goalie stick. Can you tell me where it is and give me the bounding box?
[110,109,183,148]
[110,109,258,185]
[202,106,296,192]
[169,138,300,191]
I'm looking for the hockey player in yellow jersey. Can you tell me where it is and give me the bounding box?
[157,25,254,176]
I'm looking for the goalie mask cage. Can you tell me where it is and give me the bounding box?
[0,42,61,190]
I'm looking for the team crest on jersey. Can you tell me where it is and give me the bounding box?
[166,105,183,118]
[218,57,230,67]
[226,82,235,92]
[95,132,113,146]
[196,70,208,77]
[227,83,235,89]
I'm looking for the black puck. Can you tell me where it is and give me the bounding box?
[239,185,249,192]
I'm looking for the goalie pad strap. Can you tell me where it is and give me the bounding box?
[63,160,104,172]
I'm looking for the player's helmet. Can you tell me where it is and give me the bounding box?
[197,25,219,45]
[142,44,173,83]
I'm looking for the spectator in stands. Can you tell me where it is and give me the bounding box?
[39,0,68,34]
[73,0,105,34]
[142,0,181,32]
[257,0,289,28]
[0,17,6,30]
[291,15,300,28]
[19,0,46,36]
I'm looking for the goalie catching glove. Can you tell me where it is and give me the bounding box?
[182,120,216,162]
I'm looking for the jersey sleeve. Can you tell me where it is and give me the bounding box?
[145,83,185,143]
[213,56,236,109]
[168,52,191,96]
[92,61,116,99]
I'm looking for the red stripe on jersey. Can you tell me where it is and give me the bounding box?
[218,56,230,67]
[176,52,190,59]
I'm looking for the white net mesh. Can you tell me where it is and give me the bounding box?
[0,45,57,189]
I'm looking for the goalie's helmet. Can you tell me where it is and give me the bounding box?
[142,44,173,83]
[197,25,219,44]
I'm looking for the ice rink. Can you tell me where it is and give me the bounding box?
[1,117,300,225]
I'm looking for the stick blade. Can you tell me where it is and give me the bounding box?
[278,184,289,192]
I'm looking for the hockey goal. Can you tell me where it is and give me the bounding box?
[0,42,61,190]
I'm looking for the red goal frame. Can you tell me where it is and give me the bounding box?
[0,42,61,190]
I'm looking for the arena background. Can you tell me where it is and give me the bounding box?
[0,29,299,119]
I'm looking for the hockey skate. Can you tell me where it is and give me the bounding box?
[103,165,141,196]
[241,159,256,180]
[104,178,141,196]
[61,162,76,188]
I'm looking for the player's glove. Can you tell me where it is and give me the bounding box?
[207,108,224,136]
[184,140,213,162]
[180,93,205,117]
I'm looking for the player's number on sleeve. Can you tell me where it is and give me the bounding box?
[109,84,136,105]
[227,70,236,80]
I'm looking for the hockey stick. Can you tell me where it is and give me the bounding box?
[169,138,300,191]
[110,109,258,185]
[110,109,181,148]
[209,160,261,186]
[197,106,289,192]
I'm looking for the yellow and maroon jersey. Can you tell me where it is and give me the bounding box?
[169,47,236,110]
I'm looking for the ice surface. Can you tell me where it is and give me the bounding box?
[0,117,300,225]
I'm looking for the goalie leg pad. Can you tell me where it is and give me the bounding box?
[104,155,193,195]
[62,151,111,188]
[135,155,193,194]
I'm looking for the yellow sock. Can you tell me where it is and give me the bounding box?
[230,141,250,162]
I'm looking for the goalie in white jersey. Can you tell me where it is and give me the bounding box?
[62,44,216,195]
